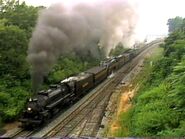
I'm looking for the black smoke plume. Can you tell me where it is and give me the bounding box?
[27,0,137,92]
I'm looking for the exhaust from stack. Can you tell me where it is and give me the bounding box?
[27,0,138,93]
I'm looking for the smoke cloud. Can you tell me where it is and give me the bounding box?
[27,0,138,92]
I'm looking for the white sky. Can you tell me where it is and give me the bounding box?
[22,0,185,41]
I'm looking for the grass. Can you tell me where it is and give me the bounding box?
[111,46,164,137]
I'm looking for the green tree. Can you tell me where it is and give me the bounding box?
[0,24,29,82]
[0,0,43,35]
[167,16,183,33]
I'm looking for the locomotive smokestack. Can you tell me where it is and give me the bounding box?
[27,0,138,92]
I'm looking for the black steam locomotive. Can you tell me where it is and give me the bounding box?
[19,47,143,128]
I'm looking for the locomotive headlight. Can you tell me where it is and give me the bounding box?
[27,107,32,111]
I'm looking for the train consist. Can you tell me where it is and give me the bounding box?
[19,44,149,128]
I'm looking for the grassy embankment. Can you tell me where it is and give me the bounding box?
[112,47,177,137]
[113,36,185,137]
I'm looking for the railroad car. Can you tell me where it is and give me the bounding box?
[85,66,108,85]
[100,58,118,75]
[70,72,94,96]
[123,53,130,63]
[116,54,125,68]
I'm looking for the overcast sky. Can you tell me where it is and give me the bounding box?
[22,0,185,41]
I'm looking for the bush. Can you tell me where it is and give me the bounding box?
[0,87,28,122]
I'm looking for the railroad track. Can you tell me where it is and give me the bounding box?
[2,128,37,138]
[1,40,162,138]
[44,71,119,137]
[37,72,119,137]
[32,41,162,138]
[11,130,36,138]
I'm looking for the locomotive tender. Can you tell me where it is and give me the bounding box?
[20,48,143,128]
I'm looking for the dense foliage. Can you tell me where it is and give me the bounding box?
[117,16,185,137]
[109,42,128,57]
[167,16,185,33]
[0,0,105,129]
[0,0,40,125]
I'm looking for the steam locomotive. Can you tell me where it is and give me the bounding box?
[19,47,144,128]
